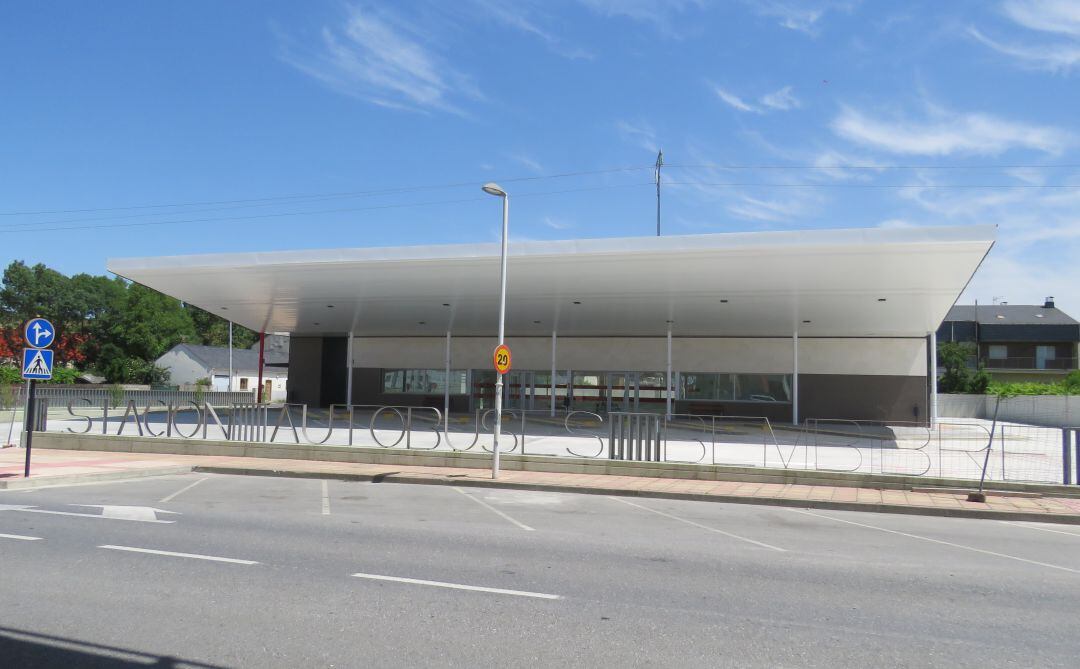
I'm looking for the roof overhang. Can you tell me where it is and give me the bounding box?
[108,225,995,338]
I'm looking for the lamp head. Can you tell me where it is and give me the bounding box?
[482,182,507,197]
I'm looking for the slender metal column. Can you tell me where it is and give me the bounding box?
[665,327,673,418]
[257,332,265,403]
[444,330,451,433]
[492,193,509,479]
[228,322,234,393]
[929,330,938,427]
[346,332,354,406]
[792,331,799,426]
[550,330,557,417]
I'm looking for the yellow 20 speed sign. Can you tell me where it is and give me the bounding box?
[493,344,512,375]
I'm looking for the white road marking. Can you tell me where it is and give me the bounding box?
[999,520,1080,538]
[794,509,1080,575]
[21,508,175,523]
[0,532,41,541]
[609,496,787,552]
[452,487,534,531]
[321,480,330,515]
[72,505,179,522]
[350,572,560,599]
[159,477,208,503]
[98,545,259,565]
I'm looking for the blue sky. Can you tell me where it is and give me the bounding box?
[2,1,1079,313]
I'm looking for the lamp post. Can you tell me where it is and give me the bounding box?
[482,182,508,479]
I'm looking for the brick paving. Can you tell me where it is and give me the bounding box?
[2,447,1079,521]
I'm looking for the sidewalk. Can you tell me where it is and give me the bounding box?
[3,447,1080,524]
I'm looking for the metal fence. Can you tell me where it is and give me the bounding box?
[1,385,255,409]
[17,390,1080,485]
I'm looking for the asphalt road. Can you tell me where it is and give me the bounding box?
[1,473,1078,668]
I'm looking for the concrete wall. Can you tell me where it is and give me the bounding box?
[937,393,1080,427]
[351,336,926,377]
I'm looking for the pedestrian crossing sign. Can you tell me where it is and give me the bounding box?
[22,348,53,380]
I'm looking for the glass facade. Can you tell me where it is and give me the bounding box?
[382,369,468,395]
[379,368,791,411]
[680,373,791,403]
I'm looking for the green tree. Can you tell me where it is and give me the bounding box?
[937,342,976,393]
[187,305,258,348]
[97,284,196,383]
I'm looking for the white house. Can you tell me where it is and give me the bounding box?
[156,343,288,401]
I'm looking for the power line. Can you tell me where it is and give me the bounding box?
[665,181,1080,189]
[0,165,654,217]
[666,163,1080,171]
[0,182,654,234]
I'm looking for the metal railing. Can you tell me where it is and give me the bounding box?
[981,356,1078,371]
[22,392,1080,485]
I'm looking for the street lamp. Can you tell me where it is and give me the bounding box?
[482,182,508,479]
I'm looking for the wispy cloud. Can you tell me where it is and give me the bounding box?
[832,104,1071,155]
[1001,0,1080,37]
[711,84,801,113]
[473,0,594,59]
[970,1,1080,72]
[746,1,857,35]
[542,216,574,230]
[969,27,1080,72]
[615,119,659,153]
[760,85,801,110]
[712,85,760,113]
[510,154,545,173]
[278,5,482,114]
[578,0,706,35]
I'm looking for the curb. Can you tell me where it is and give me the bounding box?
[191,465,1080,526]
[0,465,194,490]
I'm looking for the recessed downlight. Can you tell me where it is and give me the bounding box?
[802,320,811,324]
[719,299,728,304]
[442,303,450,307]
[533,320,541,324]
[573,301,582,305]
[877,298,887,302]
[418,321,426,325]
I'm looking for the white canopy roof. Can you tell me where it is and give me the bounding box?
[108,225,994,338]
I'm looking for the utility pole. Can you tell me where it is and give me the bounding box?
[655,149,664,236]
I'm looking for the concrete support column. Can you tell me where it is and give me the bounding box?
[929,330,938,427]
[792,331,799,426]
[346,332,354,406]
[444,331,452,432]
[665,327,673,418]
[550,330,557,417]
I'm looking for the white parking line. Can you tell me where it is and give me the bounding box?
[0,532,42,541]
[98,545,259,565]
[159,477,208,503]
[999,521,1080,538]
[351,572,560,599]
[451,487,535,531]
[609,496,786,552]
[793,509,1080,575]
[321,480,330,515]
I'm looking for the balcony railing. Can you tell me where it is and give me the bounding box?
[980,356,1078,371]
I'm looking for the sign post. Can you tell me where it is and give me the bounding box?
[21,318,55,478]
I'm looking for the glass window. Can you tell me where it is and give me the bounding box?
[734,374,791,402]
[679,373,733,401]
[382,369,467,395]
[239,378,249,390]
[988,345,1007,360]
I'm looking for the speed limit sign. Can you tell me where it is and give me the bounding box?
[493,344,512,375]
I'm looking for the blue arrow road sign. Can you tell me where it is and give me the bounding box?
[24,318,55,349]
[22,348,53,380]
